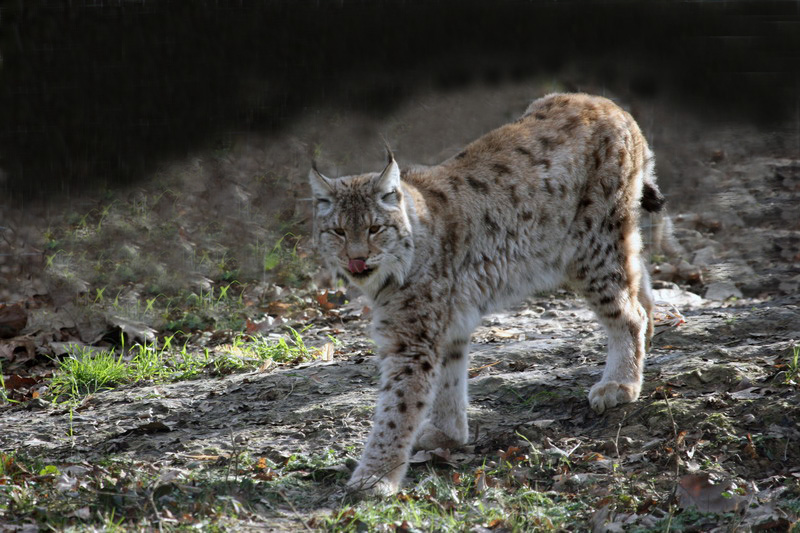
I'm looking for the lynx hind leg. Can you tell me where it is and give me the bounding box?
[414,338,470,451]
[638,256,655,347]
[570,235,648,414]
[584,283,647,414]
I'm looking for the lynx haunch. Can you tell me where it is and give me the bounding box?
[309,93,666,496]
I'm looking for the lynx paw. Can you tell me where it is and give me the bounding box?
[346,470,400,498]
[588,381,640,414]
[413,421,468,451]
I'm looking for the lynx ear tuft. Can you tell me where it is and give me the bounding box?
[383,140,396,165]
[308,163,334,199]
[375,157,401,200]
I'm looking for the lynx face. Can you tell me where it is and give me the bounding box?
[309,160,416,296]
[308,93,665,497]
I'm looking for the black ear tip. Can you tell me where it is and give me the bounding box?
[381,139,395,164]
[311,159,319,172]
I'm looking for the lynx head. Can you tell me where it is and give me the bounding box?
[309,153,415,297]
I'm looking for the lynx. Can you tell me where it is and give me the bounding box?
[309,93,665,496]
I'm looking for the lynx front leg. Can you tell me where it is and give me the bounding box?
[414,338,470,450]
[347,350,439,497]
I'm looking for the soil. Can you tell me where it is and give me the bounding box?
[1,80,799,530]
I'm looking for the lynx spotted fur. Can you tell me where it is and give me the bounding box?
[309,93,665,496]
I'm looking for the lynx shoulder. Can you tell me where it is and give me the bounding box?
[309,93,665,496]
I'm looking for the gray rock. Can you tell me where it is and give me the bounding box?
[692,245,720,266]
[779,274,800,294]
[704,281,743,301]
[652,288,704,308]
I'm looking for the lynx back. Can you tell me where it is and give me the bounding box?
[309,93,665,496]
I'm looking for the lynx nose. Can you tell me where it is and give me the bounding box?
[348,257,369,274]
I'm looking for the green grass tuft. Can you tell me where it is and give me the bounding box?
[785,344,800,385]
[45,328,317,403]
[0,362,14,404]
[49,348,129,399]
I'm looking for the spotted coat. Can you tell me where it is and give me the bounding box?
[309,93,665,496]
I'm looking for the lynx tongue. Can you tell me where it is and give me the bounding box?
[348,258,368,274]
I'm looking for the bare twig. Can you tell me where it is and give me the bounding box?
[613,410,628,461]
[662,390,680,478]
[662,389,681,532]
[468,361,501,375]
[148,487,163,533]
[277,490,314,532]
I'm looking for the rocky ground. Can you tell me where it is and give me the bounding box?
[1,81,799,531]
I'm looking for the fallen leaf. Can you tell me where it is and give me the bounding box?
[61,465,90,477]
[637,497,658,514]
[20,306,77,337]
[258,359,275,372]
[107,315,157,343]
[489,327,524,340]
[0,302,27,339]
[468,360,500,378]
[391,520,411,533]
[677,473,747,513]
[254,468,277,481]
[38,465,59,477]
[474,468,488,494]
[743,433,758,459]
[55,473,78,492]
[245,316,278,334]
[333,508,356,528]
[753,517,793,531]
[591,505,626,533]
[266,301,292,316]
[0,337,37,366]
[582,452,606,462]
[3,375,38,391]
[408,447,451,464]
[315,290,336,311]
[650,385,678,399]
[157,469,188,485]
[72,507,92,520]
[319,342,334,362]
[500,446,522,461]
[730,387,768,400]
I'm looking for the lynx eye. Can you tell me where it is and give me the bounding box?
[331,228,346,237]
[368,225,382,235]
[381,190,397,203]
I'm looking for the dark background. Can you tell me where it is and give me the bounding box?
[2,0,799,201]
